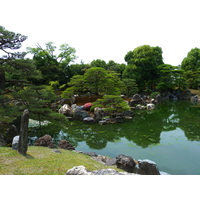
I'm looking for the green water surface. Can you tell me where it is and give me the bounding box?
[30,101,200,175]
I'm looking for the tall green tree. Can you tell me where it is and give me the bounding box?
[181,48,200,89]
[124,45,164,91]
[0,26,68,139]
[62,67,124,98]
[27,42,77,85]
[156,64,187,91]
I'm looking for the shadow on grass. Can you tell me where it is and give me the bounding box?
[25,154,35,159]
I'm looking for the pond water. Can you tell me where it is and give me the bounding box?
[29,101,200,175]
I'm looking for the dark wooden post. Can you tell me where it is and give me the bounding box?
[18,109,29,155]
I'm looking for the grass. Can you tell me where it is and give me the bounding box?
[0,146,120,175]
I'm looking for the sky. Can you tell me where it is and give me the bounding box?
[1,0,200,66]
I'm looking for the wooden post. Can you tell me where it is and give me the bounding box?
[18,109,29,155]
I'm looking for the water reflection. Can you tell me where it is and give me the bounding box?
[29,101,200,149]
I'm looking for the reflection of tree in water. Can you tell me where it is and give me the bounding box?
[30,101,200,149]
[178,103,200,141]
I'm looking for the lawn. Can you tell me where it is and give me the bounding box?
[0,146,119,175]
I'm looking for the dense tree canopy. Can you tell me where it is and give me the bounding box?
[0,26,67,138]
[62,67,124,98]
[181,48,200,89]
[124,45,164,91]
[27,42,77,85]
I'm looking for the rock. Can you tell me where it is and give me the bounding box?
[94,107,105,122]
[191,95,199,103]
[99,120,108,125]
[92,169,136,175]
[58,97,75,106]
[83,152,98,157]
[66,166,137,175]
[83,117,95,123]
[105,158,117,166]
[83,103,93,111]
[58,104,72,117]
[12,135,20,150]
[135,104,146,110]
[137,159,160,175]
[58,140,75,151]
[71,104,77,111]
[115,116,123,123]
[124,116,132,120]
[73,108,90,120]
[129,94,146,106]
[116,154,136,173]
[66,166,92,175]
[147,103,155,110]
[52,149,61,153]
[0,135,6,147]
[18,109,29,155]
[34,134,53,147]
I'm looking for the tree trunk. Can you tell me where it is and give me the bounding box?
[18,109,29,155]
[0,69,5,90]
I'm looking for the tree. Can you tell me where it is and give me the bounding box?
[122,79,138,97]
[91,59,107,69]
[92,95,130,119]
[62,67,124,98]
[0,26,68,139]
[124,45,164,91]
[181,48,200,89]
[27,42,77,84]
[156,64,187,91]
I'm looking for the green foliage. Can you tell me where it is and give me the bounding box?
[122,64,137,80]
[124,45,164,91]
[156,64,187,91]
[150,91,160,98]
[181,48,200,89]
[27,42,77,84]
[92,95,130,118]
[62,67,124,97]
[91,59,107,69]
[122,79,138,96]
[0,27,68,137]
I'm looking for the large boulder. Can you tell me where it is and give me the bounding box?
[34,134,53,147]
[83,103,93,111]
[66,166,136,175]
[137,159,160,175]
[58,97,75,106]
[58,140,75,151]
[129,94,146,106]
[94,107,106,122]
[116,154,136,173]
[58,104,72,117]
[73,107,90,120]
[12,135,20,150]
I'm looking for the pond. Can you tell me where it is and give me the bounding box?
[29,101,200,175]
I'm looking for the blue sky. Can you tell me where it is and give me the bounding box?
[1,0,200,65]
